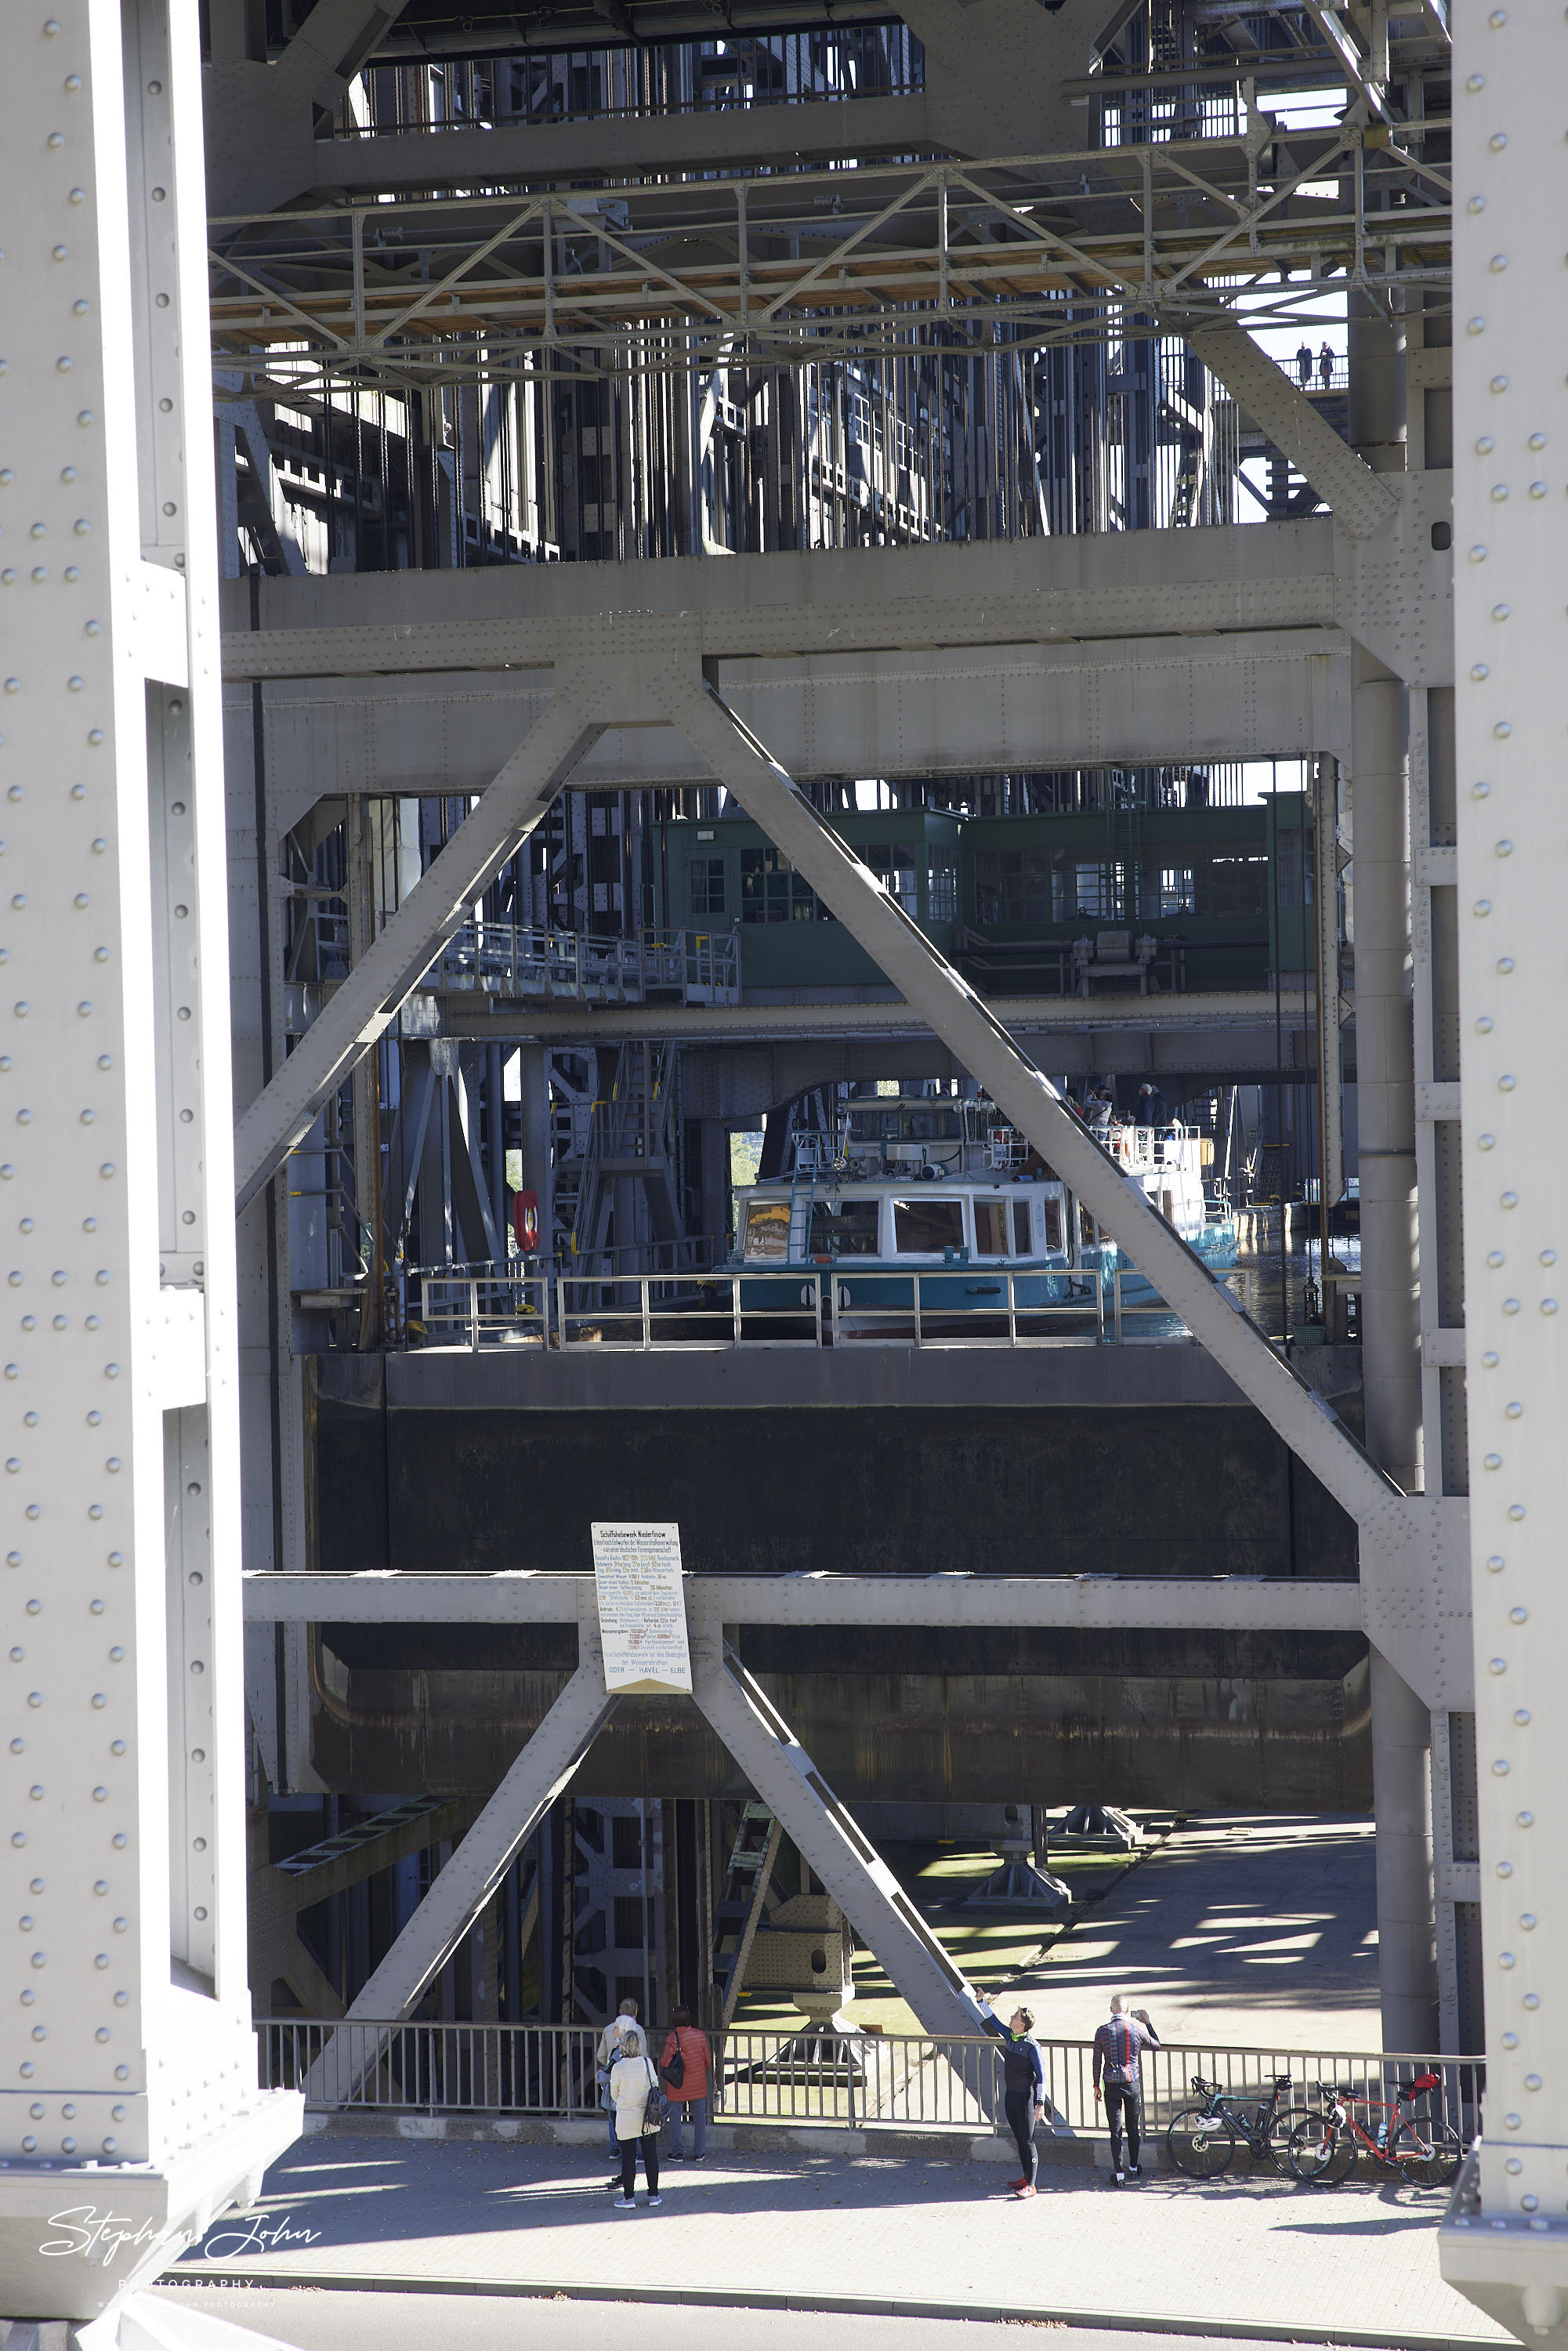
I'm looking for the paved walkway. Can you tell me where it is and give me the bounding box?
[169,2134,1508,2348]
[1019,1815,1381,2051]
[146,2288,1380,2351]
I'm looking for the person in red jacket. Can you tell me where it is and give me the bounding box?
[661,2005,712,2161]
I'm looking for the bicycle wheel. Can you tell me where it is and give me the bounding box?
[1263,2101,1311,2174]
[1396,2120,1463,2189]
[1288,2114,1356,2186]
[1166,2105,1238,2179]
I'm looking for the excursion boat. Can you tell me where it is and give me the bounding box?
[727,1095,1237,1339]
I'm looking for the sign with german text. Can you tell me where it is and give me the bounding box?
[591,1522,692,1694]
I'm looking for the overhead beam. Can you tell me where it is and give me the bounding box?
[233,695,602,1210]
[219,523,1340,680]
[244,1570,1367,1634]
[409,990,1317,1052]
[1181,321,1400,541]
[257,628,1351,798]
[317,93,935,200]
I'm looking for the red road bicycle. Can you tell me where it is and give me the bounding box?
[1287,2070,1464,2187]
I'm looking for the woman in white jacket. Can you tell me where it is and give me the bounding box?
[609,2024,663,2208]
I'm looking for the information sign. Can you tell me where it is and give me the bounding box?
[591,1522,693,1694]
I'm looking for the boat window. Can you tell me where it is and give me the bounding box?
[1012,1200,1032,1254]
[893,1197,965,1255]
[741,1199,792,1261]
[907,1107,961,1141]
[807,1197,882,1258]
[974,1198,1009,1256]
[1042,1199,1064,1252]
[1078,1202,1097,1245]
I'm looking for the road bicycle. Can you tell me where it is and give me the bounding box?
[1165,2073,1313,2178]
[1287,2070,1464,2187]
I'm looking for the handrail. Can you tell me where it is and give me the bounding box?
[403,1262,1208,1349]
[254,2018,1483,2148]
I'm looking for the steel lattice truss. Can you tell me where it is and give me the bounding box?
[210,124,1451,389]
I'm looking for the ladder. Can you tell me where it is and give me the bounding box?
[787,1146,817,1262]
[712,1802,782,2027]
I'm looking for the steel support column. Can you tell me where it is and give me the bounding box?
[1370,1650,1439,2055]
[1346,294,1436,2057]
[1439,3,1568,2331]
[0,0,299,2324]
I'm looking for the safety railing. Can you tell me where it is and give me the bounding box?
[404,1266,1207,1349]
[1110,1268,1193,1344]
[255,2020,1482,2151]
[414,1272,551,1350]
[556,1270,824,1349]
[828,1266,1106,1347]
[426,922,740,1009]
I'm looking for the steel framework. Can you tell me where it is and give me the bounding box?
[208,132,1452,392]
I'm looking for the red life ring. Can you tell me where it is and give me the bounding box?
[512,1189,540,1253]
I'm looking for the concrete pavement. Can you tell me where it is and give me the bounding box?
[168,2132,1508,2348]
[1017,1816,1382,2052]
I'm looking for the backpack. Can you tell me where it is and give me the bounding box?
[661,2035,686,2092]
[641,2056,669,2134]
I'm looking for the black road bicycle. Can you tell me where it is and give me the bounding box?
[1287,2070,1465,2187]
[1165,2073,1312,2178]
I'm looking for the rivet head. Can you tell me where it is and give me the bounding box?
[1474,900,1492,917]
[1494,1760,1512,1777]
[1508,1502,1526,1519]
[1479,1134,1497,1150]
[1542,1299,1559,1316]
[1497,957,1515,973]
[1496,840,1513,857]
[1490,1654,1508,1670]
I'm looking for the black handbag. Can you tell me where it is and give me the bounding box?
[661,2036,686,2092]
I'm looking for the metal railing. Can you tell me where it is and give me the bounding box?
[427,922,740,1009]
[415,1272,551,1350]
[255,2019,1482,2151]
[406,1266,1200,1349]
[556,1269,824,1349]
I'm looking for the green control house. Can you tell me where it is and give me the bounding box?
[655,796,1316,998]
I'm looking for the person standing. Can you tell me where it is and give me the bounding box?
[610,2023,664,2208]
[1295,340,1313,388]
[661,2005,712,2162]
[1318,340,1334,390]
[1092,1993,1160,2183]
[596,1997,639,2189]
[978,1994,1045,2199]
